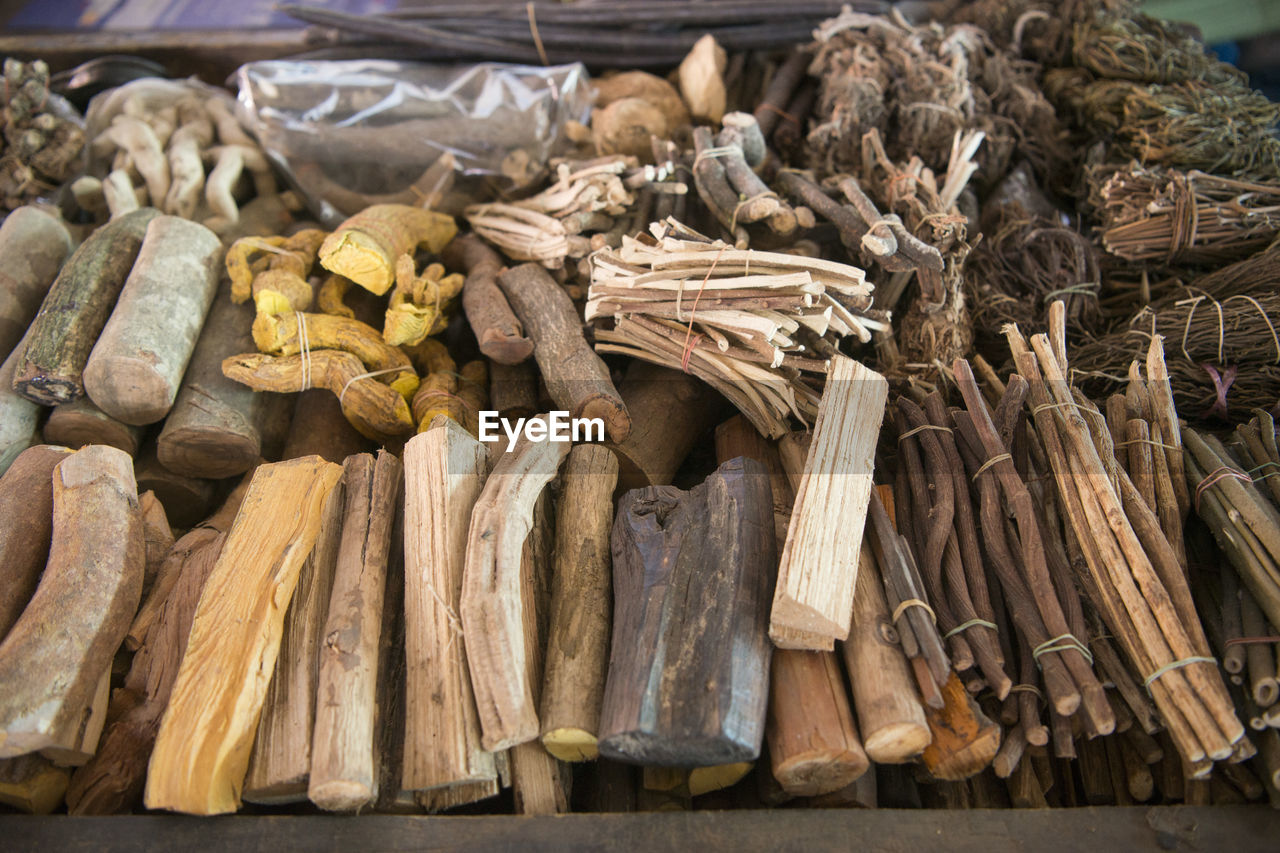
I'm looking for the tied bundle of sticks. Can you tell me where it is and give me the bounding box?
[586,217,887,438]
[1004,301,1247,775]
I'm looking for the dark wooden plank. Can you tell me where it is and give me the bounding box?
[3,807,1278,852]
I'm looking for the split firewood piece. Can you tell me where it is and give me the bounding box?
[319,204,457,296]
[0,206,74,360]
[607,360,720,492]
[309,451,403,811]
[441,234,533,365]
[0,445,71,641]
[158,283,290,479]
[497,263,631,443]
[44,396,144,455]
[281,388,371,463]
[401,421,496,792]
[243,468,347,804]
[14,207,160,405]
[540,444,619,762]
[599,457,774,766]
[145,456,344,815]
[770,355,887,647]
[371,498,411,815]
[83,216,222,425]
[920,671,1002,781]
[461,417,571,751]
[0,445,143,761]
[0,328,42,473]
[133,443,218,529]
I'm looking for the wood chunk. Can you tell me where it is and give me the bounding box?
[540,444,619,762]
[0,445,72,641]
[0,446,143,759]
[0,754,70,814]
[0,206,74,361]
[244,468,347,804]
[309,451,403,812]
[599,457,774,766]
[145,456,343,815]
[444,233,533,365]
[921,671,1002,781]
[607,361,719,492]
[401,422,496,792]
[133,443,218,529]
[372,497,409,814]
[770,355,887,646]
[44,396,144,456]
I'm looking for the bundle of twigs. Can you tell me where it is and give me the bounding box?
[1088,165,1280,264]
[586,218,886,438]
[1070,14,1246,87]
[1,58,84,212]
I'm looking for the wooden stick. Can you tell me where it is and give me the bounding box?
[0,446,143,761]
[44,396,144,456]
[401,422,497,792]
[497,262,631,442]
[461,417,570,751]
[145,456,343,814]
[771,355,886,646]
[607,360,720,491]
[14,208,160,405]
[442,234,534,365]
[599,457,774,766]
[540,444,619,761]
[309,450,403,811]
[1240,587,1280,708]
[0,445,71,641]
[0,206,73,360]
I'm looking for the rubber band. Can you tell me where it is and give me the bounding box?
[296,311,312,392]
[892,597,937,625]
[1249,461,1280,477]
[1225,636,1280,647]
[1032,633,1093,666]
[681,333,704,373]
[1201,363,1237,421]
[730,191,778,231]
[1142,655,1217,690]
[897,423,953,441]
[679,244,726,374]
[1032,400,1085,417]
[338,366,403,407]
[972,452,1012,481]
[1008,683,1045,703]
[1194,465,1252,511]
[944,618,998,639]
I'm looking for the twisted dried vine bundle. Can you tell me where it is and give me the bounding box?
[1070,14,1245,87]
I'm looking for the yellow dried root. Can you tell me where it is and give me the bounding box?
[316,273,355,319]
[226,235,284,303]
[319,204,457,296]
[221,350,414,441]
[411,355,488,436]
[226,228,329,311]
[383,254,465,346]
[251,310,419,400]
[401,336,455,376]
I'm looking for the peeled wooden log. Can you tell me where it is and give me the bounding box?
[0,206,74,360]
[14,208,160,405]
[0,754,70,814]
[158,285,291,478]
[599,457,774,766]
[0,445,72,641]
[401,422,496,792]
[497,262,630,442]
[607,360,720,492]
[540,444,619,761]
[83,216,222,425]
[770,355,887,648]
[443,233,533,364]
[0,445,143,761]
[244,469,347,804]
[145,456,344,815]
[309,451,403,811]
[0,329,44,473]
[44,396,144,455]
[133,444,218,529]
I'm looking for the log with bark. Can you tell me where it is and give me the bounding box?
[43,396,144,455]
[607,360,720,492]
[0,445,71,642]
[0,206,74,360]
[442,233,533,364]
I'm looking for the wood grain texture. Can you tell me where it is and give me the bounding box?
[309,451,403,811]
[0,445,143,760]
[0,206,73,361]
[137,489,174,595]
[0,445,72,641]
[145,456,344,815]
[770,355,886,647]
[44,396,144,455]
[401,422,496,792]
[599,457,774,766]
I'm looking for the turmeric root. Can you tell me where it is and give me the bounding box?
[383,255,464,347]
[401,336,454,376]
[226,229,328,312]
[318,205,457,296]
[251,310,418,400]
[316,274,355,319]
[221,350,414,441]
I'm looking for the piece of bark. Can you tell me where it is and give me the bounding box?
[308,451,403,811]
[243,467,347,804]
[83,216,222,425]
[43,396,144,455]
[606,361,719,492]
[0,446,143,760]
[920,671,1002,781]
[0,206,74,360]
[401,422,497,792]
[599,457,774,766]
[443,233,534,364]
[14,208,160,405]
[137,489,173,594]
[0,328,43,473]
[0,445,72,641]
[158,284,292,478]
[497,262,630,442]
[490,360,539,421]
[460,418,570,751]
[540,443,619,761]
[0,754,70,814]
[771,355,887,646]
[133,443,218,529]
[281,388,372,464]
[145,456,344,815]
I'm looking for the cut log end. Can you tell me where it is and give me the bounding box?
[308,780,373,813]
[14,374,81,407]
[772,751,868,798]
[541,728,599,763]
[578,396,632,444]
[157,428,260,480]
[480,331,534,365]
[862,723,933,765]
[83,356,178,425]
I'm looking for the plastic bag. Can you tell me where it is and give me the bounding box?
[232,59,591,224]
